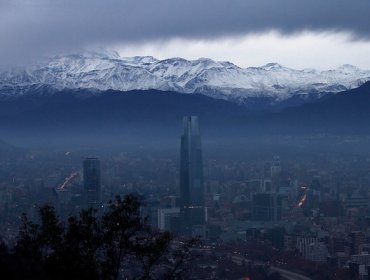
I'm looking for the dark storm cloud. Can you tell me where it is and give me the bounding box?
[1,0,370,63]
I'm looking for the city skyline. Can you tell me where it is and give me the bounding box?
[1,1,370,279]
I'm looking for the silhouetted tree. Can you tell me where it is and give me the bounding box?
[163,238,200,280]
[1,194,198,280]
[100,194,143,279]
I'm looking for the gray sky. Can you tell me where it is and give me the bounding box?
[1,0,370,68]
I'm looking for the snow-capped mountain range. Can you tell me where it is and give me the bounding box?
[1,50,370,106]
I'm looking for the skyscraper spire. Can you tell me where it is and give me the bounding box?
[180,116,204,208]
[180,116,205,235]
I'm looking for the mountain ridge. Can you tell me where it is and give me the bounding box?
[1,50,369,110]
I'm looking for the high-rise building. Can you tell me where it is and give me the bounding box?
[83,158,101,208]
[180,116,205,234]
[350,231,366,255]
[271,156,281,177]
[158,208,181,231]
[296,237,328,263]
[252,193,282,221]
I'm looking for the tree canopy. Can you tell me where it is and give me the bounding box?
[0,195,198,280]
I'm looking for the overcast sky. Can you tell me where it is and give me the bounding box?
[1,0,370,69]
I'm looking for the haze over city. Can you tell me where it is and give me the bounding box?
[1,1,370,279]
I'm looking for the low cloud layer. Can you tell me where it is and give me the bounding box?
[1,0,370,64]
[117,32,370,70]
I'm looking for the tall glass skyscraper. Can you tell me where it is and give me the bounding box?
[180,116,205,233]
[83,158,101,208]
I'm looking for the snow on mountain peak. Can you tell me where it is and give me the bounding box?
[260,63,284,70]
[83,48,121,59]
[1,50,370,105]
[122,56,158,65]
[337,64,360,72]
